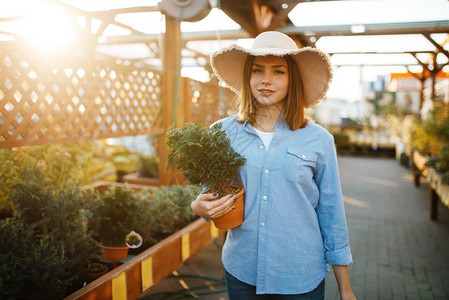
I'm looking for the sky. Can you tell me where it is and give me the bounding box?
[0,0,448,102]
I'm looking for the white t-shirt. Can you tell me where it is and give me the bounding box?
[254,127,274,149]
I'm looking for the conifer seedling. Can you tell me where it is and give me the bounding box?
[165,123,246,196]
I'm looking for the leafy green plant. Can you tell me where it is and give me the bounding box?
[165,123,246,196]
[411,120,442,157]
[88,184,200,249]
[412,103,449,155]
[422,104,449,142]
[1,168,100,299]
[331,131,350,149]
[412,103,449,183]
[10,168,101,270]
[0,220,69,299]
[138,155,158,178]
[426,149,449,184]
[0,143,94,206]
[88,187,147,247]
[138,185,200,242]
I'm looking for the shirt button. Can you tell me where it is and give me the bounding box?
[261,222,265,227]
[264,169,269,174]
[262,195,267,200]
[259,145,264,149]
[302,154,306,159]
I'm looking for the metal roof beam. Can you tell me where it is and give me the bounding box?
[423,33,449,60]
[333,64,422,67]
[279,21,449,36]
[88,6,160,16]
[99,30,250,45]
[98,20,449,45]
[329,51,434,55]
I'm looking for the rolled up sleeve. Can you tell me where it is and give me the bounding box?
[315,136,353,266]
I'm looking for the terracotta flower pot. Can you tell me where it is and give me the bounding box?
[209,185,245,229]
[101,245,129,267]
[87,263,108,283]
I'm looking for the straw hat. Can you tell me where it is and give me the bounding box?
[210,31,332,108]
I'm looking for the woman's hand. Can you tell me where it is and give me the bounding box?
[340,291,356,300]
[191,193,237,219]
[332,265,356,300]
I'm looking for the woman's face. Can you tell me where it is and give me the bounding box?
[250,55,289,108]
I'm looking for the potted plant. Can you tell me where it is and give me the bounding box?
[412,103,449,180]
[165,122,246,229]
[87,263,109,283]
[123,154,160,186]
[0,168,101,299]
[0,220,70,299]
[138,155,159,178]
[138,185,200,242]
[87,186,147,266]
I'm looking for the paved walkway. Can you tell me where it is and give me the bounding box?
[144,156,449,300]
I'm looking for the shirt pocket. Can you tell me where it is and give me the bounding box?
[284,147,318,183]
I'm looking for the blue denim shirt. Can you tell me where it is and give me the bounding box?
[215,115,352,295]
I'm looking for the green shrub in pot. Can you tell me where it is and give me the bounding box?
[138,155,159,178]
[165,123,246,197]
[0,168,100,299]
[88,187,147,247]
[413,103,449,183]
[138,185,200,242]
[0,143,94,206]
[0,220,69,299]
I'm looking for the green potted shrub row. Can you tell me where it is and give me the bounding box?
[0,166,202,299]
[0,168,101,299]
[85,183,201,265]
[0,132,231,299]
[139,155,158,178]
[86,187,145,266]
[122,154,160,186]
[0,143,94,217]
[412,103,449,183]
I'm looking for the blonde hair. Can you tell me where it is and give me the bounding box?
[236,55,308,131]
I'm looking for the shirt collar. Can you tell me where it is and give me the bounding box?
[242,115,289,137]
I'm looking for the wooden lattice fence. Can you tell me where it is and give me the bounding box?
[0,46,238,149]
[187,79,237,126]
[0,47,164,148]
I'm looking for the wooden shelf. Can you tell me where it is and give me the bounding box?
[64,218,224,300]
[123,172,160,186]
[65,181,223,299]
[428,167,449,220]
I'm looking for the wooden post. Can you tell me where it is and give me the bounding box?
[430,67,436,102]
[183,77,192,124]
[407,70,426,111]
[176,76,186,128]
[158,15,181,186]
[430,187,438,221]
[419,77,425,111]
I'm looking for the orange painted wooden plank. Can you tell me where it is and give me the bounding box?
[64,218,225,300]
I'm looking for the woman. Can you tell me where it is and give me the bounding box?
[191,31,355,299]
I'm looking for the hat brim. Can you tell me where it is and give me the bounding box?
[210,45,332,108]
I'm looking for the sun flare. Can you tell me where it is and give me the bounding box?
[3,0,77,52]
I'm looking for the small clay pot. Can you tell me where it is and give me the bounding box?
[87,263,108,282]
[207,184,245,229]
[101,245,129,267]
